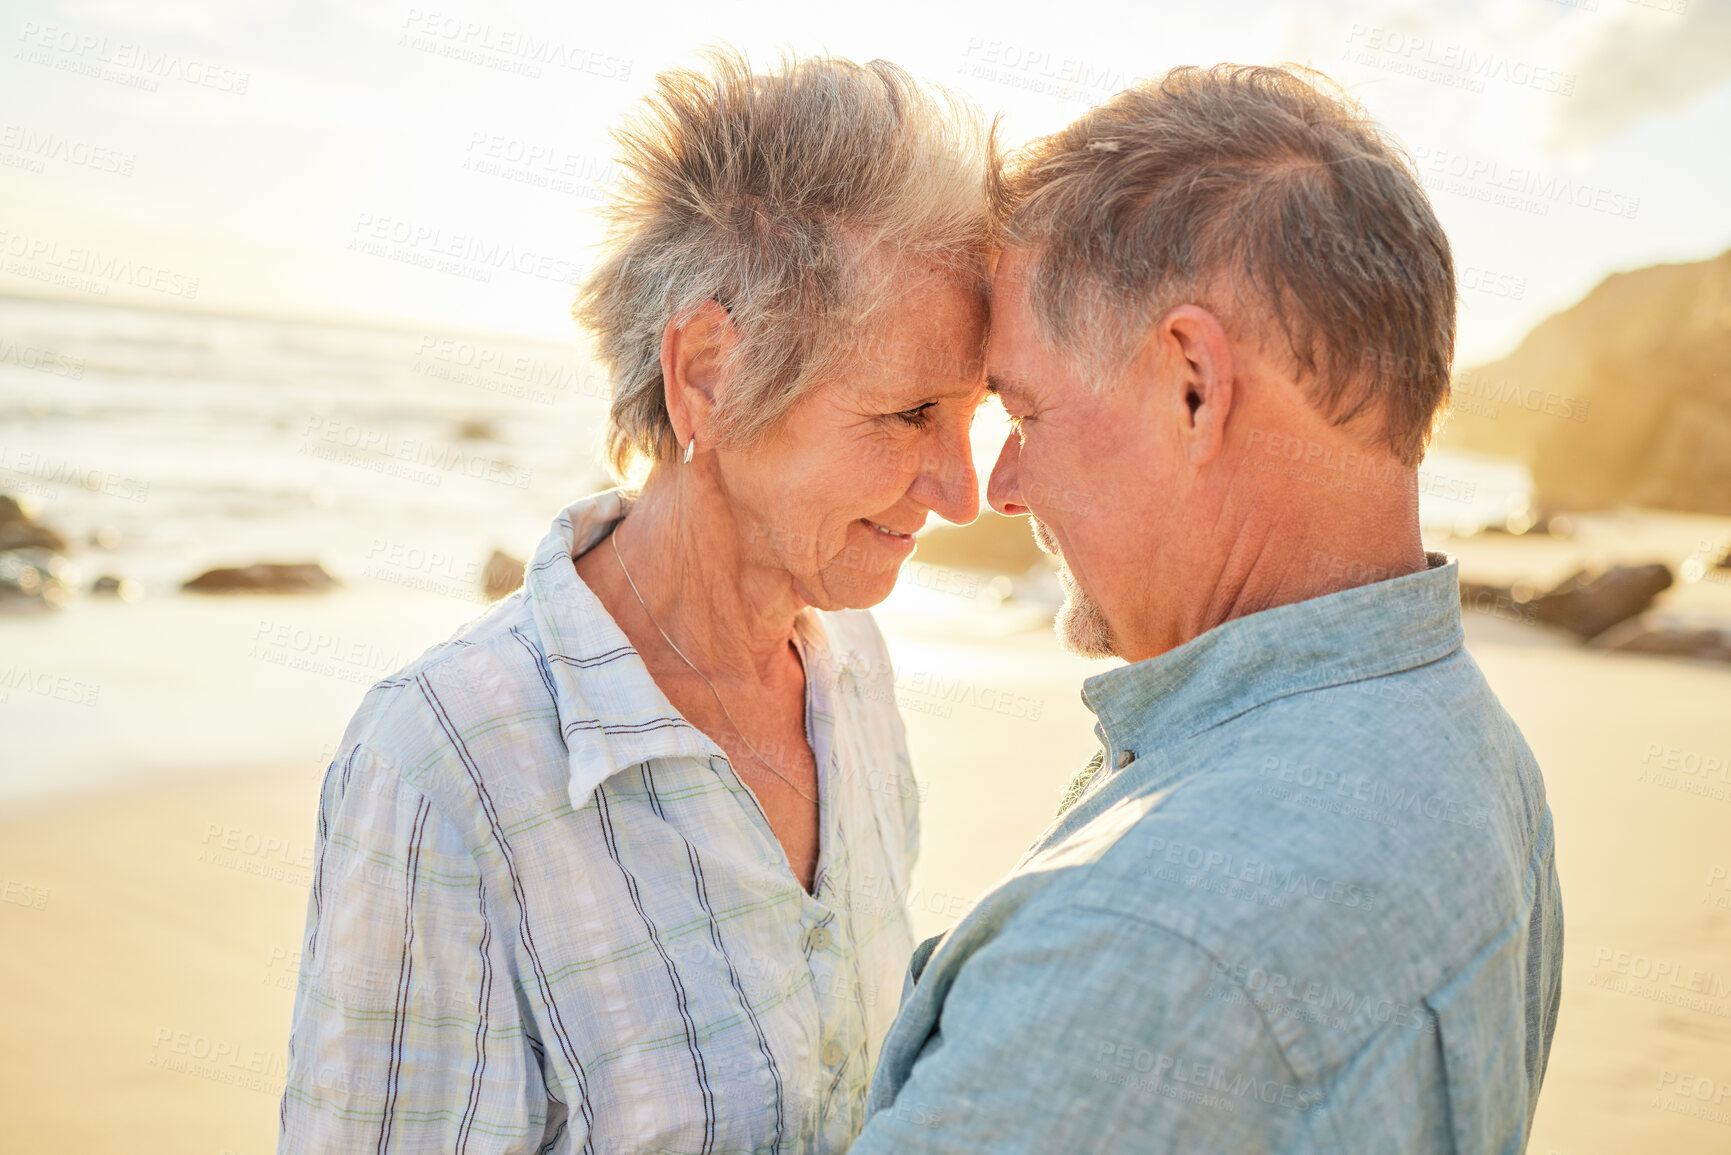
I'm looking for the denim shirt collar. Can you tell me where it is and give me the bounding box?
[1082,553,1464,766]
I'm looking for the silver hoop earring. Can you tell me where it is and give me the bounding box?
[682,437,695,465]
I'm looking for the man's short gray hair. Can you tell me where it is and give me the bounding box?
[1000,64,1456,467]
[576,49,997,478]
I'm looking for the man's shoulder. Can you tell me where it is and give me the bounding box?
[1014,657,1545,1071]
[1087,664,1535,940]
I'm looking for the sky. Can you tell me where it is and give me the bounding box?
[1,0,1728,368]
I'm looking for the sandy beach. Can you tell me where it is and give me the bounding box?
[3,530,1730,1153]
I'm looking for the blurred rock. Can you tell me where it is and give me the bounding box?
[91,574,143,601]
[1589,613,1731,663]
[182,562,337,594]
[0,494,69,553]
[1479,508,1571,538]
[455,417,498,441]
[1458,579,1538,625]
[0,547,75,610]
[1525,564,1674,639]
[482,549,525,601]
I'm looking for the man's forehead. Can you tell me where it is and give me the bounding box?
[989,248,1036,303]
[984,258,1044,400]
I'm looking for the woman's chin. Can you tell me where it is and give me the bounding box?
[799,566,902,613]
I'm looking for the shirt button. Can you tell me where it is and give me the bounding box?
[821,1041,845,1067]
[807,925,832,952]
[1116,749,1135,769]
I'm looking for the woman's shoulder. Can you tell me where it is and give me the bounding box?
[328,591,566,811]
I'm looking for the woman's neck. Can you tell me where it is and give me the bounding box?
[601,467,807,684]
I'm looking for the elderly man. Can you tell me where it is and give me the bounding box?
[850,65,1563,1153]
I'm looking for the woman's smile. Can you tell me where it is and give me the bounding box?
[860,517,919,548]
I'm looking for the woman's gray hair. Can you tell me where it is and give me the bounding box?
[575,48,998,479]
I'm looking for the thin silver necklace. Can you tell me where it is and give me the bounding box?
[611,528,818,805]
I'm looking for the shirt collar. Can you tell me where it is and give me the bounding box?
[1082,553,1464,764]
[523,488,849,809]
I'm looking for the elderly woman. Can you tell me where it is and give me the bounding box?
[279,51,994,1154]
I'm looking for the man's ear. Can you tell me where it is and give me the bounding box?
[660,300,737,446]
[1147,304,1235,465]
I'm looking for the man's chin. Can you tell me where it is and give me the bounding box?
[1053,582,1118,659]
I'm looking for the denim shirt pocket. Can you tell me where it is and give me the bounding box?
[1421,914,1533,1155]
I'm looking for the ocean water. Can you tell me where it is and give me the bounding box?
[0,293,615,598]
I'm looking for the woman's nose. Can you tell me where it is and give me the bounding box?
[914,421,981,527]
[987,433,1027,517]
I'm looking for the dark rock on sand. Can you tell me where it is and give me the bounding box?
[0,496,76,609]
[182,562,338,594]
[1589,612,1731,663]
[0,494,69,553]
[1459,563,1675,639]
[1525,564,1674,639]
[1458,579,1539,625]
[482,549,525,601]
[91,574,142,601]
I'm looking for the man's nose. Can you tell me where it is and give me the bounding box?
[987,433,1028,517]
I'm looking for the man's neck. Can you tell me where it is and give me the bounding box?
[1122,470,1429,662]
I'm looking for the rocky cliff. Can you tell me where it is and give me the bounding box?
[1437,248,1731,514]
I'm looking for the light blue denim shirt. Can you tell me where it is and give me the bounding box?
[852,555,1563,1153]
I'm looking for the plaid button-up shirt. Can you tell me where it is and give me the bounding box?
[279,490,921,1154]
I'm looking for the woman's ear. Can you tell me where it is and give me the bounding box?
[661,300,738,446]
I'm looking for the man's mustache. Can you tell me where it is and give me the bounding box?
[1030,516,1061,558]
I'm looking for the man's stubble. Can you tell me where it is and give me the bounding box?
[1030,516,1118,660]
